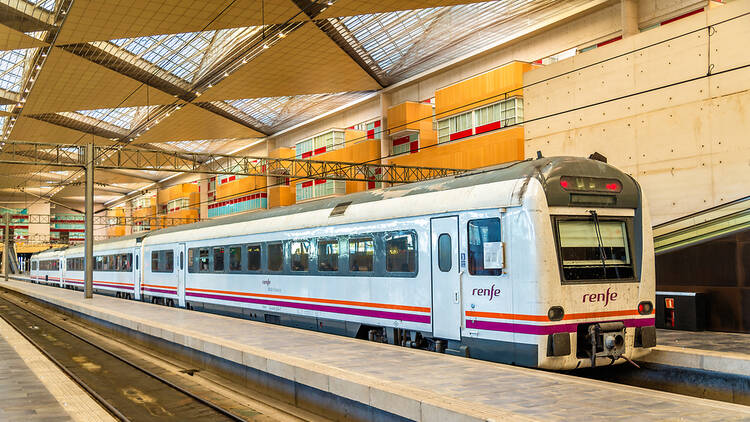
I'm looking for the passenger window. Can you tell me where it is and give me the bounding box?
[468,218,502,276]
[165,250,174,272]
[179,252,183,271]
[136,254,139,270]
[247,244,261,271]
[151,251,159,272]
[188,249,194,272]
[268,243,283,271]
[291,241,310,272]
[318,239,339,272]
[438,234,452,272]
[385,232,416,273]
[229,246,242,272]
[213,247,225,272]
[349,237,374,272]
[199,248,210,272]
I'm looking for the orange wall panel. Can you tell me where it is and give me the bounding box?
[435,62,533,118]
[387,127,525,173]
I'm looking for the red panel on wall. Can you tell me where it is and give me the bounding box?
[302,181,313,188]
[301,151,313,159]
[410,141,419,153]
[449,129,473,141]
[366,129,375,139]
[475,121,502,134]
[314,179,327,185]
[392,135,410,146]
[314,146,326,155]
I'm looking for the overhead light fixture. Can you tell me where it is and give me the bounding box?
[35,65,41,70]
[224,72,229,77]
[327,1,333,5]
[242,58,248,64]
[278,32,286,38]
[207,84,212,88]
[263,44,269,49]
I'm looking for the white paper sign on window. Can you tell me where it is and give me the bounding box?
[483,242,504,269]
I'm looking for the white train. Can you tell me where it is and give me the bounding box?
[29,156,656,370]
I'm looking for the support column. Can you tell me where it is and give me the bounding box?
[379,92,392,164]
[84,143,94,298]
[199,179,209,219]
[3,213,8,281]
[621,0,638,38]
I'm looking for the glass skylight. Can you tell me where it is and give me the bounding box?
[209,91,376,133]
[28,0,56,12]
[0,49,34,93]
[110,32,213,82]
[328,0,592,84]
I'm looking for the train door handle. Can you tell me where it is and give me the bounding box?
[453,291,459,304]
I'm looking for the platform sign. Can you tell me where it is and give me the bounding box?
[665,297,675,309]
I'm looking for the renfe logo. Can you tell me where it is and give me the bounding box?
[583,287,618,307]
[472,284,501,301]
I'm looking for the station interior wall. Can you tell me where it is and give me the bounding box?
[523,0,750,226]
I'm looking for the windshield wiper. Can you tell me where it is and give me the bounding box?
[589,210,608,278]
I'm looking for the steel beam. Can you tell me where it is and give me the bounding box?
[84,143,94,299]
[0,141,467,184]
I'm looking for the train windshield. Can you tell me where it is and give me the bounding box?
[555,217,635,282]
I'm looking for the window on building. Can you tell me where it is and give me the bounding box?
[247,244,261,271]
[437,111,472,144]
[296,179,346,202]
[385,232,416,273]
[290,241,310,272]
[391,133,419,155]
[199,248,210,272]
[468,218,503,276]
[296,130,345,159]
[437,97,523,144]
[268,243,283,271]
[317,239,339,272]
[229,246,242,272]
[213,247,224,272]
[349,236,374,272]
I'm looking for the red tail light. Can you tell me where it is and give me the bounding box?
[638,301,653,315]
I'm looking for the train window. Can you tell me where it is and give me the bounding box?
[229,246,242,272]
[290,241,310,272]
[438,234,452,272]
[385,232,416,273]
[556,219,635,282]
[318,239,339,272]
[187,249,193,272]
[213,247,225,272]
[199,248,210,272]
[267,243,283,271]
[95,256,103,271]
[468,218,502,276]
[349,236,374,272]
[247,244,261,271]
[165,250,174,272]
[151,251,159,272]
[135,254,139,270]
[179,252,183,271]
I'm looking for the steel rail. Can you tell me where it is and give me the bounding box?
[0,292,246,421]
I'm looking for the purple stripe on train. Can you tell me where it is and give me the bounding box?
[186,291,431,324]
[466,317,655,335]
[144,287,177,295]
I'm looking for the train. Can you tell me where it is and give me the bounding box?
[29,156,656,370]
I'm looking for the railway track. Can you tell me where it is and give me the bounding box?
[0,291,319,421]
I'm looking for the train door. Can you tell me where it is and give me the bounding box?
[177,243,186,307]
[133,247,141,300]
[431,216,461,340]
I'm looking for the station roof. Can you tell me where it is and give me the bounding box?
[0,0,606,210]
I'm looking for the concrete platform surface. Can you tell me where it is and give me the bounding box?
[0,310,115,421]
[638,329,750,376]
[3,278,749,422]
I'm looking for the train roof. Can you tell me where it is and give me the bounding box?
[33,156,639,255]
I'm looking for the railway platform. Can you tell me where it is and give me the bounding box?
[3,277,749,422]
[0,307,114,421]
[641,329,750,377]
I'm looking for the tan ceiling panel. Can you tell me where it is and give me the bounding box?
[318,0,494,18]
[199,23,380,101]
[0,23,48,50]
[10,116,113,145]
[56,0,305,44]
[23,48,176,114]
[133,104,263,143]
